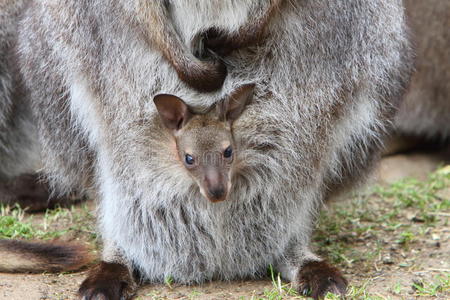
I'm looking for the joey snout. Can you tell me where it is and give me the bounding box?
[199,167,229,202]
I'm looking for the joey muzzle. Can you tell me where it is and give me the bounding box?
[201,168,228,202]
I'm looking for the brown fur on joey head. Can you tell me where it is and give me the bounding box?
[153,84,254,202]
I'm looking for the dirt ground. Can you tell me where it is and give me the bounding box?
[0,149,449,300]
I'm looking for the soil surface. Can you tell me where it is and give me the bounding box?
[0,149,449,300]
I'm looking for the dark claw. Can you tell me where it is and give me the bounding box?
[296,260,348,299]
[79,262,135,300]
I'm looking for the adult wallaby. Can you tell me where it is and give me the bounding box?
[394,0,450,140]
[1,0,412,299]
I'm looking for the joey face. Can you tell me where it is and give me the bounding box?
[154,84,254,202]
[175,117,234,202]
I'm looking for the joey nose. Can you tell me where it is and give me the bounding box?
[208,186,226,202]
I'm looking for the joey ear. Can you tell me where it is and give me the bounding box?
[153,94,192,130]
[218,84,255,123]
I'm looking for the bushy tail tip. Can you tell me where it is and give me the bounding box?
[0,239,93,273]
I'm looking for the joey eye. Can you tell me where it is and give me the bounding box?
[185,154,195,165]
[223,146,233,158]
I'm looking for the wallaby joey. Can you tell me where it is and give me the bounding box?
[154,84,254,202]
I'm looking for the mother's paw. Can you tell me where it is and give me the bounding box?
[295,260,348,299]
[79,262,135,300]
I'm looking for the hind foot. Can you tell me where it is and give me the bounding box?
[295,260,348,299]
[79,261,136,300]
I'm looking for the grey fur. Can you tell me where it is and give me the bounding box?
[394,0,450,140]
[3,0,412,294]
[0,0,41,180]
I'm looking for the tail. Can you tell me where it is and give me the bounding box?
[0,239,92,273]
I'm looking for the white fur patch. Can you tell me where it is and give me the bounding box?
[69,75,103,148]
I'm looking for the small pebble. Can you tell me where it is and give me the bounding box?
[383,256,394,265]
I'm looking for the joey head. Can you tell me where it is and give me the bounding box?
[154,84,254,202]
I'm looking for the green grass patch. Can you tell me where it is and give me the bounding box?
[0,204,66,239]
[412,274,450,297]
[313,165,449,298]
[0,203,96,241]
[315,165,449,261]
